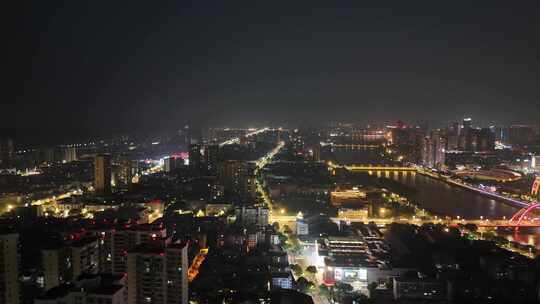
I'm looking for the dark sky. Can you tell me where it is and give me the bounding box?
[9,1,540,144]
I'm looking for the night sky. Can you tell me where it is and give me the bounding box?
[9,1,540,144]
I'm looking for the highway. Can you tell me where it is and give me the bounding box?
[31,189,83,206]
[219,127,270,147]
[254,141,285,214]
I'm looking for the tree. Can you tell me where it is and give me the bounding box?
[333,282,354,303]
[464,223,478,232]
[283,225,293,235]
[306,281,316,293]
[306,265,317,274]
[277,232,288,245]
[318,284,330,298]
[296,276,308,292]
[290,264,303,277]
[296,277,316,294]
[335,282,353,293]
[286,235,302,254]
[367,282,378,298]
[494,236,509,246]
[305,265,317,281]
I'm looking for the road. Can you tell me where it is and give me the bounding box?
[254,141,285,215]
[219,127,270,147]
[188,248,209,282]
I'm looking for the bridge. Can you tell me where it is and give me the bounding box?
[327,217,540,228]
[270,203,540,229]
[343,165,416,171]
[330,144,382,149]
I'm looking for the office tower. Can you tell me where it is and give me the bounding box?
[164,156,186,173]
[182,125,190,146]
[164,156,176,173]
[445,133,459,151]
[188,144,202,168]
[127,242,188,304]
[449,122,460,136]
[391,127,425,164]
[0,231,19,304]
[432,130,446,168]
[188,126,203,145]
[494,126,509,143]
[421,136,433,167]
[94,154,112,195]
[204,144,219,174]
[509,125,534,146]
[62,146,77,163]
[460,128,479,151]
[116,159,135,188]
[421,130,445,169]
[445,123,460,150]
[462,117,472,134]
[312,143,321,162]
[478,128,495,151]
[40,148,56,164]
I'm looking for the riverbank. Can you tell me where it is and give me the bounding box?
[416,168,530,209]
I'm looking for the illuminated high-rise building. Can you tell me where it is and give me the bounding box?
[218,160,256,200]
[164,156,180,173]
[188,144,202,168]
[493,126,509,143]
[478,128,495,151]
[312,143,321,162]
[462,117,472,133]
[116,158,135,188]
[111,224,166,274]
[204,144,219,174]
[42,246,69,291]
[127,242,188,304]
[421,130,445,169]
[42,237,99,291]
[0,231,19,304]
[94,154,112,195]
[509,125,534,146]
[390,127,424,164]
[62,146,77,163]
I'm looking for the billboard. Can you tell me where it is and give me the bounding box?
[335,268,367,282]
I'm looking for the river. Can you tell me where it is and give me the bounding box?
[332,147,540,249]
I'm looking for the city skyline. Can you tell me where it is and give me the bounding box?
[5,2,540,304]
